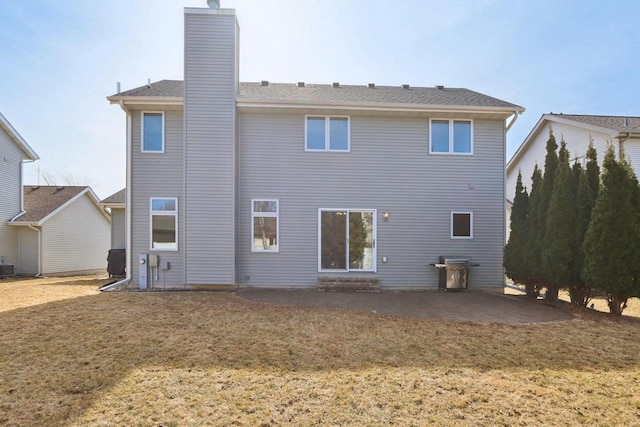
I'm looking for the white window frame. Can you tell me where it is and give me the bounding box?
[429,118,473,155]
[317,208,377,272]
[251,199,279,253]
[305,115,351,152]
[451,211,473,239]
[141,111,165,153]
[150,197,178,251]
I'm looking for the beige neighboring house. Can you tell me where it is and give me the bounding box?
[9,186,111,276]
[506,114,640,236]
[0,112,39,276]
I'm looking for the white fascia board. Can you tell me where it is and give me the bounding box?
[507,114,549,174]
[37,187,109,225]
[236,99,524,117]
[0,112,39,160]
[547,115,620,136]
[107,96,183,106]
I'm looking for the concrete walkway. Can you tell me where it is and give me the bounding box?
[236,289,574,324]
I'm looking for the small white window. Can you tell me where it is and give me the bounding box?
[451,211,473,239]
[430,119,473,154]
[142,112,165,153]
[252,199,279,252]
[150,198,177,250]
[305,116,350,151]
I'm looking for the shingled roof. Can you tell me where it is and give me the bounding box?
[13,186,90,223]
[549,114,640,133]
[101,188,126,205]
[111,79,523,110]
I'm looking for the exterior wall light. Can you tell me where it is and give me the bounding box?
[383,212,390,221]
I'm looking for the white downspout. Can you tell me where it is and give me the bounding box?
[101,101,132,291]
[27,224,42,277]
[505,111,520,133]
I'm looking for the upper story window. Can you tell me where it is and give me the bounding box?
[430,119,473,154]
[150,198,177,250]
[252,199,279,252]
[142,112,164,153]
[451,211,473,239]
[305,116,350,152]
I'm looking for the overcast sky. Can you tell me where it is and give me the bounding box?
[2,0,639,199]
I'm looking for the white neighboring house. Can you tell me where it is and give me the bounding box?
[506,114,640,235]
[9,186,111,276]
[0,112,39,276]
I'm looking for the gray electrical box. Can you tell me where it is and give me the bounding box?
[139,254,148,290]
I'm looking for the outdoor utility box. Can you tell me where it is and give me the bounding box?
[437,256,469,290]
[0,264,15,278]
[107,249,126,277]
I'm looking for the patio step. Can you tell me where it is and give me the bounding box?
[317,277,380,293]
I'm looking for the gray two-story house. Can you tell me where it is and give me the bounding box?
[0,112,39,276]
[108,1,523,291]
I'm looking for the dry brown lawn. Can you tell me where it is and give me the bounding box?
[1,278,640,426]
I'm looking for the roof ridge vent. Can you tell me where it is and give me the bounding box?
[436,85,445,90]
[297,82,305,88]
[332,82,340,88]
[368,83,375,89]
[261,80,269,86]
[402,84,410,89]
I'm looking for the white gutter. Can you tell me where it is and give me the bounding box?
[28,224,42,277]
[505,111,520,132]
[101,101,132,292]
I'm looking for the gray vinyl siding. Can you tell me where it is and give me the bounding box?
[184,10,238,284]
[40,194,110,275]
[110,207,126,249]
[238,113,506,289]
[0,127,23,267]
[16,227,38,275]
[130,110,185,288]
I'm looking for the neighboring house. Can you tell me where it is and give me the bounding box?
[0,112,39,275]
[100,189,126,250]
[107,1,524,291]
[507,113,640,203]
[9,186,110,276]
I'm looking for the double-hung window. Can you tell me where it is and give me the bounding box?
[430,119,472,154]
[451,211,473,239]
[305,116,350,151]
[252,199,279,252]
[318,209,376,272]
[142,112,164,153]
[150,198,177,250]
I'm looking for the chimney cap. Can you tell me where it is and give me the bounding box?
[207,0,220,8]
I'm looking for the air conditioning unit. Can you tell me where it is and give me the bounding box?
[0,264,16,277]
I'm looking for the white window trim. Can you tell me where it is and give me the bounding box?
[317,208,377,273]
[141,111,165,153]
[451,211,473,239]
[305,115,351,152]
[251,198,279,253]
[150,197,178,251]
[429,118,474,155]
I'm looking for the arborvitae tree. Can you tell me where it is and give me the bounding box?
[504,171,530,288]
[526,165,544,297]
[585,142,600,199]
[543,141,575,301]
[570,166,595,305]
[582,146,640,315]
[536,129,559,293]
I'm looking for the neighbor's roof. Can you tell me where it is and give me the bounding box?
[109,79,523,111]
[11,186,107,225]
[0,112,39,161]
[548,114,640,133]
[101,188,125,205]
